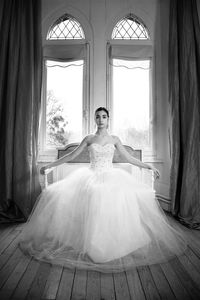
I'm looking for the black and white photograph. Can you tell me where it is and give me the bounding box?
[0,0,200,299]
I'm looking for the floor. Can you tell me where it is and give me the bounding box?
[0,214,200,300]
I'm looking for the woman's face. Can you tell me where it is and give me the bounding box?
[95,110,109,129]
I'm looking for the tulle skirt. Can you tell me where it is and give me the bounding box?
[19,166,187,273]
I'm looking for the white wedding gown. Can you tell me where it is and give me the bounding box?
[19,143,187,272]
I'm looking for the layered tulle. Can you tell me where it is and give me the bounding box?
[19,162,187,272]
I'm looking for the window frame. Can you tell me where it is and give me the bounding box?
[109,57,153,154]
[47,13,85,40]
[106,16,156,160]
[111,13,150,40]
[39,39,90,161]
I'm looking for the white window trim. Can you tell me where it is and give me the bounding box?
[47,13,85,40]
[38,42,90,162]
[105,10,160,162]
[40,6,93,162]
[106,39,158,162]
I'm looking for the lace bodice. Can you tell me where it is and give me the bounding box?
[88,143,115,171]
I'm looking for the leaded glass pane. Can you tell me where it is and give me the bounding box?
[112,14,149,40]
[47,14,85,40]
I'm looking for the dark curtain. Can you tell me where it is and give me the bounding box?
[169,0,200,228]
[0,0,42,222]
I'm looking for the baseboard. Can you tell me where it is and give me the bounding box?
[156,194,171,212]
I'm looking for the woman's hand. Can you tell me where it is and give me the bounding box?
[40,166,48,175]
[148,166,160,180]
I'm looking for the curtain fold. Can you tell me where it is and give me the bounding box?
[169,0,200,228]
[0,0,42,222]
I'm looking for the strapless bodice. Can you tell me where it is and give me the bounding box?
[88,143,115,171]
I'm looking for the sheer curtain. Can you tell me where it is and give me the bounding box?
[169,0,200,228]
[0,0,42,222]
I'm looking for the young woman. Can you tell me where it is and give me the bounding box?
[19,107,187,273]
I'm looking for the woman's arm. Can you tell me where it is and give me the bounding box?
[40,136,90,174]
[114,136,160,179]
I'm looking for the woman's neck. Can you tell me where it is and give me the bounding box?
[95,129,108,136]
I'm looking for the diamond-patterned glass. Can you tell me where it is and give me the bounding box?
[47,14,85,40]
[112,14,149,40]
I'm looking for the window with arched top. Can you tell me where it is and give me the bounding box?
[108,14,153,154]
[47,14,85,40]
[40,13,89,156]
[111,14,149,40]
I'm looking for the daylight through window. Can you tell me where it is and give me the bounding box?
[112,59,151,150]
[47,14,85,40]
[45,60,84,149]
[112,14,149,40]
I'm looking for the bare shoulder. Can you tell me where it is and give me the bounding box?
[111,135,122,145]
[82,134,95,145]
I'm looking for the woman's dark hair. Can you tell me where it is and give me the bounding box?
[95,107,109,118]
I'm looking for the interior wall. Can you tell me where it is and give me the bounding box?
[42,0,157,107]
[41,0,171,209]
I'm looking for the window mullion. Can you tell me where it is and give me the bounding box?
[39,60,48,154]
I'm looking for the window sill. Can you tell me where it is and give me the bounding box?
[142,150,164,164]
[38,150,57,163]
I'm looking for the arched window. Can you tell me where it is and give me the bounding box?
[47,14,85,40]
[40,13,89,156]
[108,14,153,154]
[111,14,149,40]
